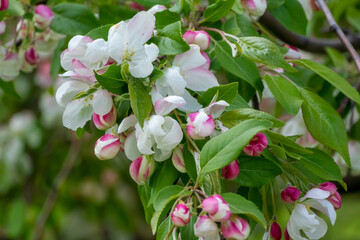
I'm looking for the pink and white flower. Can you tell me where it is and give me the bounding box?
[172,145,186,173]
[281,186,301,204]
[194,215,220,240]
[0,0,9,11]
[33,4,54,29]
[318,182,342,210]
[107,11,159,78]
[221,215,251,240]
[171,203,190,227]
[129,155,155,185]
[183,30,211,50]
[243,132,268,156]
[202,195,232,222]
[0,21,5,35]
[241,0,267,17]
[94,133,121,160]
[187,111,215,140]
[152,44,218,112]
[0,47,21,81]
[93,107,117,130]
[221,160,239,180]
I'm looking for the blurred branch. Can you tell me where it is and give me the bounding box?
[258,11,360,53]
[32,139,82,240]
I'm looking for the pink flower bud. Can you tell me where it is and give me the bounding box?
[284,228,292,240]
[0,21,5,35]
[187,111,215,140]
[202,195,232,222]
[183,30,210,50]
[318,182,337,195]
[129,155,155,185]
[0,0,9,11]
[34,4,54,29]
[221,160,239,180]
[194,215,219,239]
[94,133,121,160]
[328,191,342,210]
[243,132,268,156]
[172,145,186,173]
[93,107,117,130]
[24,47,40,65]
[241,0,267,17]
[270,222,282,240]
[221,215,250,240]
[128,2,146,11]
[281,186,301,204]
[284,45,301,60]
[171,203,190,227]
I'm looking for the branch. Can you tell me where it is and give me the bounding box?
[258,10,360,53]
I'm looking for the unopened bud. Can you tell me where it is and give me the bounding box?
[22,47,40,72]
[183,30,210,50]
[0,0,9,11]
[284,228,292,240]
[241,0,267,17]
[281,186,301,204]
[284,45,301,60]
[318,182,337,195]
[129,155,155,185]
[221,215,251,240]
[187,111,215,140]
[194,215,219,239]
[34,4,54,29]
[94,133,121,160]
[243,132,268,156]
[93,107,117,130]
[328,191,342,210]
[221,160,239,180]
[171,203,190,227]
[202,194,232,222]
[270,222,282,240]
[172,145,186,173]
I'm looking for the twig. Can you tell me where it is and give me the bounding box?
[32,139,81,240]
[314,0,360,114]
[258,10,360,53]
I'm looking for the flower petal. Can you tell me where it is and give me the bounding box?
[204,100,229,118]
[300,188,330,201]
[124,131,142,160]
[178,90,202,112]
[62,99,93,130]
[127,11,155,48]
[129,59,154,78]
[84,38,108,65]
[118,114,137,133]
[156,67,187,96]
[173,44,206,70]
[182,67,219,91]
[92,89,113,115]
[148,115,166,136]
[306,199,337,225]
[154,96,186,115]
[107,21,128,63]
[55,80,90,107]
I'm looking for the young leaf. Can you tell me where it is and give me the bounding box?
[200,82,239,106]
[156,217,173,240]
[203,0,236,22]
[199,119,273,182]
[220,108,285,128]
[180,215,197,240]
[291,59,360,104]
[215,41,263,91]
[152,21,190,55]
[300,88,350,166]
[86,24,112,41]
[94,65,125,95]
[154,10,181,29]
[237,37,295,72]
[235,157,283,187]
[128,77,152,127]
[51,3,99,35]
[265,130,312,155]
[0,78,20,99]
[264,75,302,116]
[226,94,250,110]
[221,193,266,228]
[99,5,136,25]
[135,0,172,7]
[138,184,155,224]
[183,144,197,182]
[325,48,347,69]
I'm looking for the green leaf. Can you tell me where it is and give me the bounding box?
[199,119,273,182]
[51,3,99,35]
[269,0,308,35]
[265,131,312,155]
[148,160,181,206]
[86,24,112,41]
[220,108,284,128]
[200,82,238,106]
[223,14,258,37]
[154,10,181,29]
[183,144,197,182]
[264,75,302,116]
[153,21,190,55]
[135,0,173,7]
[325,48,347,69]
[267,0,285,10]
[138,184,155,224]
[235,157,283,187]
[215,41,263,91]
[94,65,125,95]
[237,37,295,72]
[268,144,287,159]
[291,59,360,104]
[180,215,197,240]
[128,77,152,127]
[99,5,136,25]
[346,8,360,32]
[203,0,236,22]
[298,148,342,182]
[0,78,20,99]
[153,185,190,212]
[300,88,350,166]
[7,0,24,17]
[6,198,25,237]
[50,38,66,82]
[156,217,173,240]
[221,193,266,228]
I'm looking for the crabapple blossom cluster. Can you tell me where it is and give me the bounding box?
[0,3,63,81]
